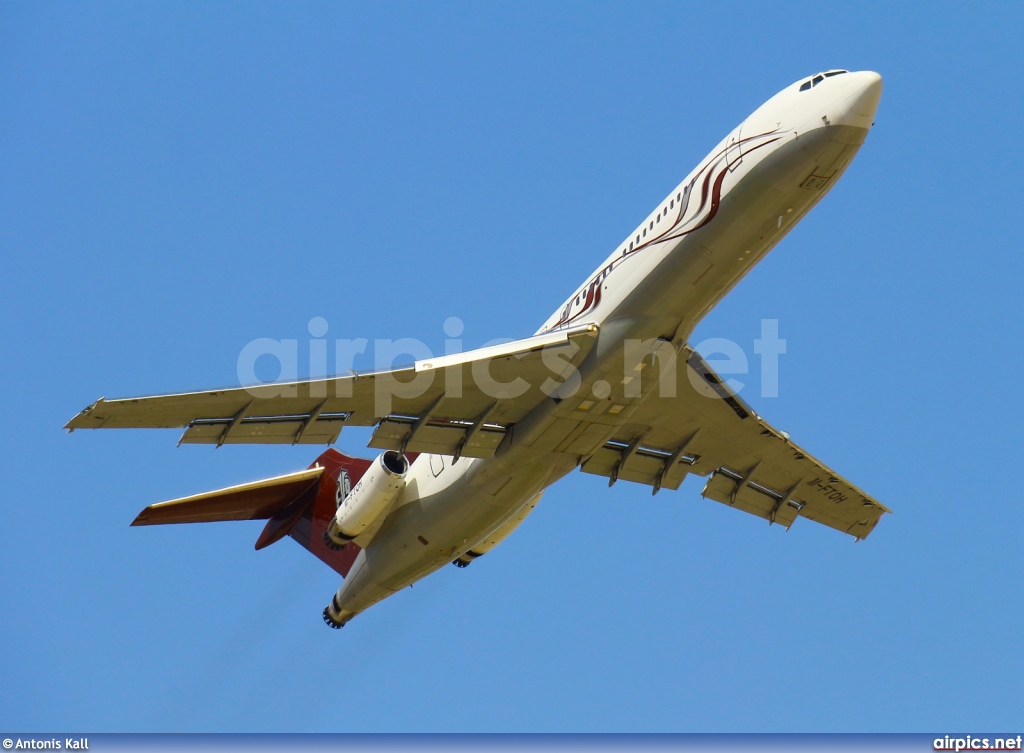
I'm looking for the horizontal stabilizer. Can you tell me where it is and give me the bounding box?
[132,467,324,526]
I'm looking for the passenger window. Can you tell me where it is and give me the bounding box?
[649,221,653,230]
[642,228,646,237]
[629,241,633,250]
[670,199,674,209]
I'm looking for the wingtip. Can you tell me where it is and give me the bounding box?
[65,397,107,431]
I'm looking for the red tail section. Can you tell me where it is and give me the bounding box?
[281,448,372,578]
[131,447,403,579]
[258,448,417,578]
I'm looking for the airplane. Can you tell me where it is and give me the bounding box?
[66,69,890,629]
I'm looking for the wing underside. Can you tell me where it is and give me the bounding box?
[66,324,600,457]
[68,323,887,540]
[578,347,889,539]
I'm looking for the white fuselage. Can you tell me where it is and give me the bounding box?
[327,70,883,625]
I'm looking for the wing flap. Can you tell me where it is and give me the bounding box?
[580,445,690,490]
[178,416,345,445]
[700,470,801,529]
[367,418,506,457]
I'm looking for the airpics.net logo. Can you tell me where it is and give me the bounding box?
[234,316,788,410]
[934,736,1023,751]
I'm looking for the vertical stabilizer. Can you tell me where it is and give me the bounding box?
[285,448,373,578]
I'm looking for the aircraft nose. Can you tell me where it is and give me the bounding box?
[834,71,883,128]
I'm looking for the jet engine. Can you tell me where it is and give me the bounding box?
[324,450,409,549]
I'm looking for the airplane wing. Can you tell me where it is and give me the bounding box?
[579,346,890,540]
[65,323,599,458]
[67,322,886,539]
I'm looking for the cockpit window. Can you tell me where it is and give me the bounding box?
[799,70,849,91]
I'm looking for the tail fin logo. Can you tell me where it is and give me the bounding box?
[335,469,351,509]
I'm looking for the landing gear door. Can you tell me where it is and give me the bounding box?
[726,126,743,171]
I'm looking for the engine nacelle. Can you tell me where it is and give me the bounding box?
[324,451,409,549]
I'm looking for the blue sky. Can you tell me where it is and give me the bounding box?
[2,1,1023,733]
